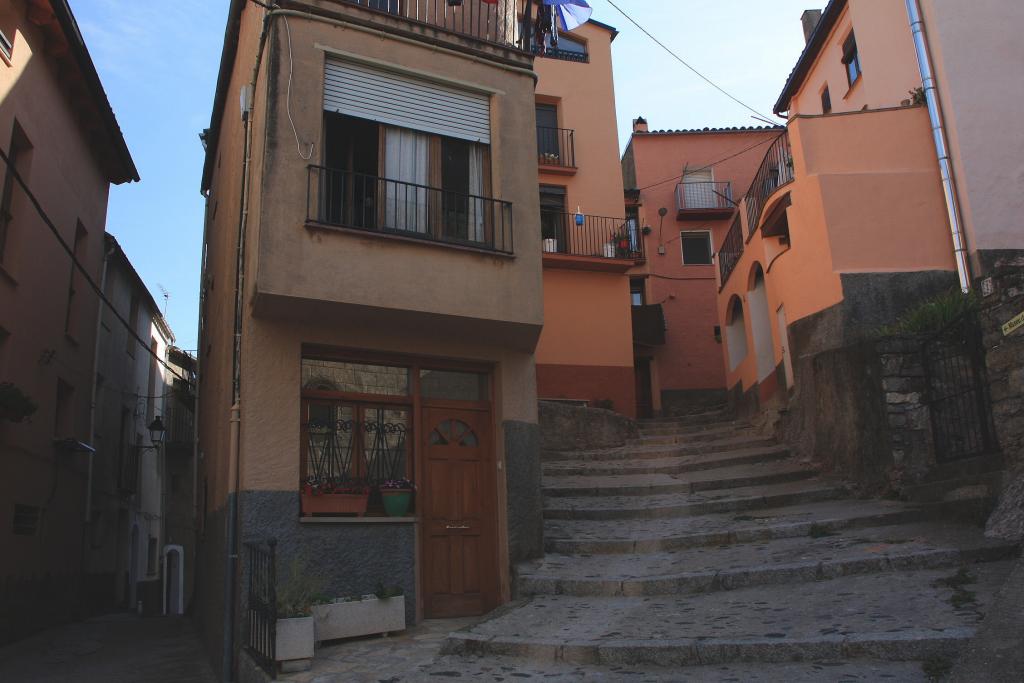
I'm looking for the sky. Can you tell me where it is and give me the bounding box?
[73,0,825,348]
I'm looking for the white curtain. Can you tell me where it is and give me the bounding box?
[384,126,429,233]
[467,144,485,243]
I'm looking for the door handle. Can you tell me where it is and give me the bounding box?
[445,524,470,530]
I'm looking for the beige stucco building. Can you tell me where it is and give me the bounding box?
[196,1,544,675]
[0,0,137,642]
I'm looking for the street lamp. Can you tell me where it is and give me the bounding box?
[148,416,166,448]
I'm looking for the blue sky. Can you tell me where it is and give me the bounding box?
[74,0,824,347]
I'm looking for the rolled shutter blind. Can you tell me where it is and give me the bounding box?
[324,58,491,144]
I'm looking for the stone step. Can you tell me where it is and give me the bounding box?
[445,562,1013,667]
[634,424,755,444]
[543,479,847,521]
[517,523,1020,598]
[543,443,790,477]
[543,498,987,555]
[543,461,816,498]
[903,470,1005,504]
[639,409,733,426]
[542,433,775,464]
[421,654,933,682]
[636,419,750,438]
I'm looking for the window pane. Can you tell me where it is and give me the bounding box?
[681,233,713,265]
[302,359,409,396]
[420,369,489,401]
[363,407,410,483]
[306,403,356,481]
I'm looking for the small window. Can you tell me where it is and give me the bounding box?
[12,504,41,536]
[420,370,489,402]
[0,121,33,263]
[680,232,713,265]
[147,536,158,575]
[842,32,861,87]
[630,279,646,307]
[0,29,12,63]
[821,86,832,114]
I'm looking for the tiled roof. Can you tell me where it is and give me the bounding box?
[640,125,784,136]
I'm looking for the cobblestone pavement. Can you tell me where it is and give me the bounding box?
[0,613,216,683]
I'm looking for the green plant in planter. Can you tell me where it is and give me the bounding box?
[374,581,404,600]
[0,383,38,423]
[877,288,979,337]
[276,557,327,619]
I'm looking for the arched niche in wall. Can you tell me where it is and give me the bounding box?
[747,263,775,382]
[725,295,749,371]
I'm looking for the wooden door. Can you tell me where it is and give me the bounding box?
[635,358,653,419]
[420,407,499,618]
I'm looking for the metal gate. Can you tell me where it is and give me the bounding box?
[922,314,997,462]
[245,539,277,677]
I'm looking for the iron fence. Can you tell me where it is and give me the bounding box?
[718,212,744,287]
[536,126,575,168]
[343,0,526,50]
[540,211,644,261]
[245,539,277,677]
[308,166,514,254]
[922,314,998,463]
[305,417,409,486]
[676,181,733,212]
[745,133,794,237]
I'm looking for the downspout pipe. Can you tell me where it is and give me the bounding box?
[906,0,972,292]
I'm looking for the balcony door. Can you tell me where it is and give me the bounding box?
[539,185,567,252]
[681,168,715,209]
[420,406,499,618]
[535,104,560,160]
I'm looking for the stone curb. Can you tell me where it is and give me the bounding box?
[543,444,789,476]
[542,467,815,498]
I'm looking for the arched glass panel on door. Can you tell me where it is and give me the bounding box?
[429,419,478,447]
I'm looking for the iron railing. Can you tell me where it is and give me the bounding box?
[245,539,277,677]
[718,212,744,287]
[536,127,576,168]
[745,132,794,236]
[540,211,644,261]
[305,418,410,486]
[343,0,526,51]
[922,314,998,462]
[531,44,589,62]
[307,166,514,254]
[676,181,734,213]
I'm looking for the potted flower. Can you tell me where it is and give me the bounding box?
[300,478,371,517]
[0,382,38,423]
[378,479,415,517]
[610,228,633,258]
[275,558,325,672]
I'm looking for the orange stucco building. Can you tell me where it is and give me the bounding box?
[531,18,643,417]
[0,0,137,641]
[621,121,783,416]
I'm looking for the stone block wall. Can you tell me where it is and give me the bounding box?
[876,337,935,490]
[538,400,639,452]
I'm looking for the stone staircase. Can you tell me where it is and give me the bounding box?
[442,410,1021,680]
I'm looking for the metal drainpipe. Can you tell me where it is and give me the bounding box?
[906,0,972,292]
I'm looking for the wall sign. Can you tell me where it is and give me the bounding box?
[1002,311,1024,337]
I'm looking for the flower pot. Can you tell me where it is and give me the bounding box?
[381,490,412,517]
[300,492,369,517]
[312,595,406,643]
[603,243,616,258]
[276,616,314,667]
[542,238,558,253]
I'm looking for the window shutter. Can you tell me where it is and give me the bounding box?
[324,58,491,144]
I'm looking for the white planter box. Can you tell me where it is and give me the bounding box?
[313,595,406,643]
[542,238,558,253]
[275,616,314,664]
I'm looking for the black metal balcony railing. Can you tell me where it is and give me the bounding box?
[536,127,576,168]
[540,211,644,261]
[346,0,525,51]
[745,132,794,236]
[718,211,745,287]
[530,43,589,63]
[632,304,666,346]
[308,166,514,254]
[163,396,195,453]
[676,181,734,213]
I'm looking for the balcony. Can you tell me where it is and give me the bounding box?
[540,211,644,268]
[745,132,794,236]
[342,0,527,52]
[676,181,734,220]
[163,394,195,455]
[718,212,744,288]
[632,304,666,346]
[537,126,576,172]
[307,166,514,254]
[530,43,589,63]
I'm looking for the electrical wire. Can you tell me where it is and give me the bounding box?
[605,0,782,123]
[635,133,784,192]
[0,146,189,385]
[283,16,315,161]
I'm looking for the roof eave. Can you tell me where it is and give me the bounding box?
[773,0,848,116]
[201,0,247,195]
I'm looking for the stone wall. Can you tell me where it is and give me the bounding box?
[504,420,543,564]
[876,337,935,490]
[538,400,639,452]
